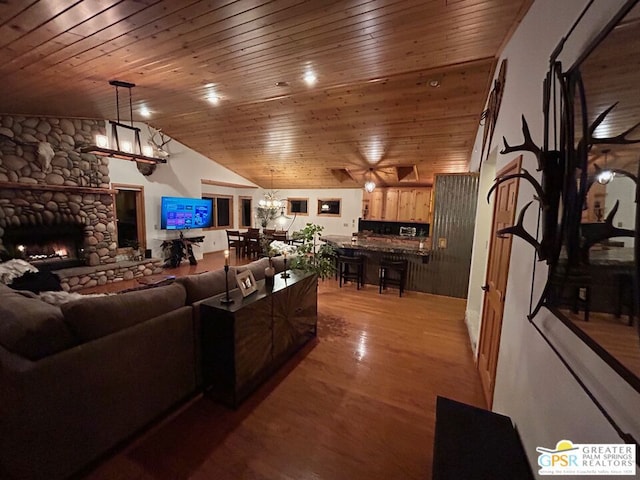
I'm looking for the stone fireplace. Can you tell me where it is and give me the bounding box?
[0,115,118,266]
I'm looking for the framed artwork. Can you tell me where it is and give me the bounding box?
[236,270,257,297]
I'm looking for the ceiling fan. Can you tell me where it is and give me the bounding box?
[329,144,419,189]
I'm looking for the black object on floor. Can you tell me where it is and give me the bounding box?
[432,396,534,480]
[9,271,62,293]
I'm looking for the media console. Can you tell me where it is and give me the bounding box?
[200,270,318,407]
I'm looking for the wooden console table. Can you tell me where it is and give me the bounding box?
[200,270,318,407]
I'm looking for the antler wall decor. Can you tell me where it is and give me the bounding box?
[147,126,172,159]
[487,114,564,264]
[487,62,640,319]
[131,126,172,176]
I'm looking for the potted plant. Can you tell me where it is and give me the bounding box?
[289,223,336,280]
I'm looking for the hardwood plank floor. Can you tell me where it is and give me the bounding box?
[79,252,485,480]
[561,309,640,379]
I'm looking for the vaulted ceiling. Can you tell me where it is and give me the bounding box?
[0,0,532,189]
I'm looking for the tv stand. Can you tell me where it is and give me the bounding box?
[160,232,204,268]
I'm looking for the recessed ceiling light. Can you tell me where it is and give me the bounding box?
[275,81,289,87]
[303,71,317,86]
[429,79,441,88]
[139,106,151,118]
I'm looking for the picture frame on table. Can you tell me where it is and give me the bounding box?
[236,270,257,297]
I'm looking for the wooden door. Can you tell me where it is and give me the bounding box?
[413,188,431,222]
[370,190,384,219]
[477,156,521,408]
[384,189,399,220]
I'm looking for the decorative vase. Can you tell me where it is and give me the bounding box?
[264,259,275,289]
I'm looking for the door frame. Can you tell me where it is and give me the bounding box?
[112,183,146,250]
[476,155,522,407]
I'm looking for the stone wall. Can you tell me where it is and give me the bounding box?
[0,116,118,265]
[56,259,164,292]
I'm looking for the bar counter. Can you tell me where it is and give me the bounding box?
[322,235,432,293]
[322,235,430,258]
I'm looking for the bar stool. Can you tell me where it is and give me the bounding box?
[337,255,365,289]
[379,258,408,297]
[549,267,591,322]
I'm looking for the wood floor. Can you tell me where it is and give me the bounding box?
[561,309,640,379]
[80,252,485,480]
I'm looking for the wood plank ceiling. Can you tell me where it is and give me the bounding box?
[0,0,532,189]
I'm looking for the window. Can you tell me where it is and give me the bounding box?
[240,197,253,227]
[317,199,341,216]
[202,194,233,229]
[287,198,309,215]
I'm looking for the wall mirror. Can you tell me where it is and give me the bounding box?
[547,0,640,388]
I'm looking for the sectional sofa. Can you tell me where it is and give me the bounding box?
[0,256,286,480]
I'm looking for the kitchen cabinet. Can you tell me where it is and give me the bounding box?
[397,189,414,221]
[413,189,431,222]
[384,189,399,221]
[368,190,384,219]
[362,187,431,222]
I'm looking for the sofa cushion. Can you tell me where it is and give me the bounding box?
[61,282,187,342]
[176,267,237,305]
[0,288,77,360]
[236,257,288,282]
[270,255,287,274]
[236,257,267,282]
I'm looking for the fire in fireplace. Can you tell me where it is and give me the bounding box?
[2,224,86,270]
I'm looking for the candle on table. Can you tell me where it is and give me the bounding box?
[224,249,229,266]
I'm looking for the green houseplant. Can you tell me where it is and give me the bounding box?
[289,223,336,280]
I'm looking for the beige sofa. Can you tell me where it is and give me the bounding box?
[0,256,285,480]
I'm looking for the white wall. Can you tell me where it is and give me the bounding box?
[604,177,636,247]
[108,126,364,257]
[107,123,257,259]
[250,188,363,237]
[467,0,640,472]
[465,145,497,354]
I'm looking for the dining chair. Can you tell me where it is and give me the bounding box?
[226,230,244,258]
[245,229,262,259]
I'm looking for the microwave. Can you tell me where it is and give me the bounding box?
[399,226,417,237]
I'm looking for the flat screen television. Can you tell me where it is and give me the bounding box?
[160,196,213,230]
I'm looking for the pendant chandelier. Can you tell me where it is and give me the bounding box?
[364,168,376,193]
[595,149,615,185]
[256,170,284,227]
[82,80,167,165]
